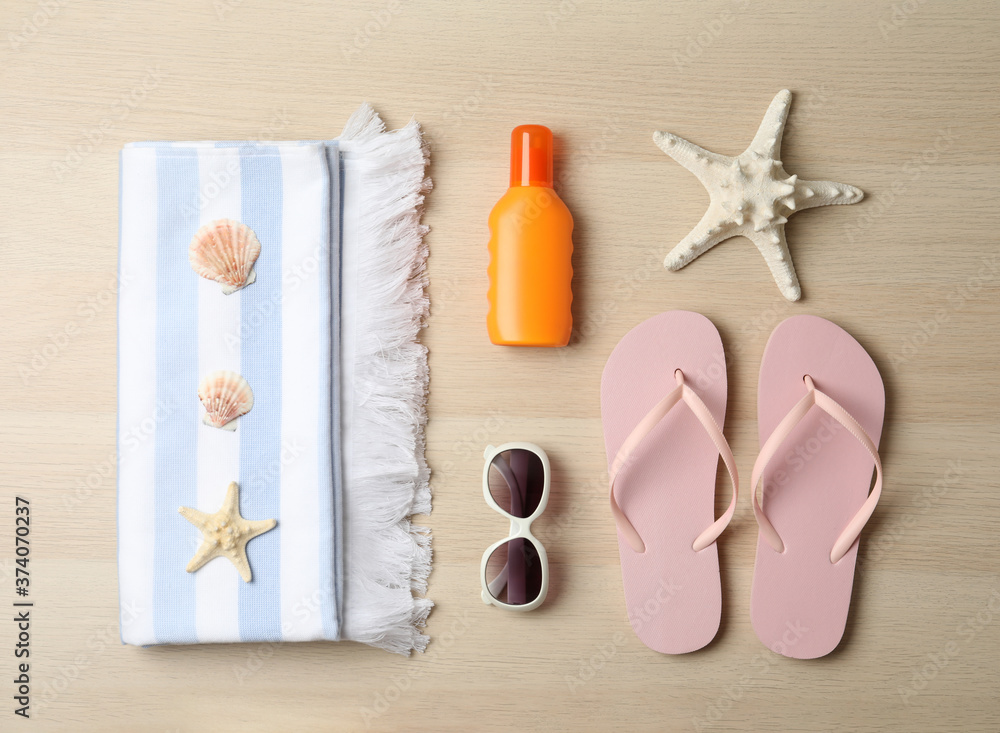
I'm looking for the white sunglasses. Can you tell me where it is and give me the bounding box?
[480,442,551,612]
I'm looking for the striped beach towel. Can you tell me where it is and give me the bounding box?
[117,106,431,652]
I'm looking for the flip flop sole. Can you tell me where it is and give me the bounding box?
[751,315,885,659]
[601,311,728,654]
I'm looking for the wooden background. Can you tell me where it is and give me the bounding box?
[2,1,998,730]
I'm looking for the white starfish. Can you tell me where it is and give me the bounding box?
[179,481,276,582]
[654,89,864,301]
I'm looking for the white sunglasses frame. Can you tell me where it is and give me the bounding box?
[480,442,551,612]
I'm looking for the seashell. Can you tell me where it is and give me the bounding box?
[198,370,254,431]
[189,219,261,294]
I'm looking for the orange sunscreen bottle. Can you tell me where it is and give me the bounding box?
[487,125,574,347]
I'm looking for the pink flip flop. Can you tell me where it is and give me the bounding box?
[750,315,885,659]
[601,311,738,654]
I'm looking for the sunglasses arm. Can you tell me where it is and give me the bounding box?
[487,563,509,598]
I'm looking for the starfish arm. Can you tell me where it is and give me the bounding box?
[747,226,802,301]
[226,545,253,583]
[748,89,792,159]
[653,131,732,187]
[664,207,734,271]
[179,506,213,529]
[792,179,864,211]
[220,481,241,515]
[185,540,222,574]
[244,518,277,541]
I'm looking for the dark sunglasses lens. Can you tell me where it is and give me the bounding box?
[488,448,545,518]
[485,539,543,606]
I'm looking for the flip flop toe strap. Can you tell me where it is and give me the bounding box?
[751,375,884,564]
[609,369,739,554]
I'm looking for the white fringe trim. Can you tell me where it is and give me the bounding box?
[338,104,432,654]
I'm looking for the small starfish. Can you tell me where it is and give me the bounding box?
[179,481,276,582]
[654,89,864,300]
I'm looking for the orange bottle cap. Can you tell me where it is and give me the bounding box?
[510,125,553,188]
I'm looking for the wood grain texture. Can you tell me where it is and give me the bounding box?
[1,0,998,730]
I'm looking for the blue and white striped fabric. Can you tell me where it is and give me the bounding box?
[118,141,342,644]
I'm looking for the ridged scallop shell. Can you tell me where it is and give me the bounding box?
[198,370,254,431]
[189,219,261,294]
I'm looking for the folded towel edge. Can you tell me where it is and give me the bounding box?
[339,104,433,655]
